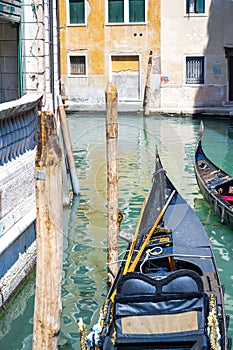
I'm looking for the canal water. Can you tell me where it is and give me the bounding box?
[0,114,233,349]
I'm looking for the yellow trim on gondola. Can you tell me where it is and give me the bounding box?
[110,190,175,302]
[128,190,176,272]
[110,200,146,303]
[123,200,146,274]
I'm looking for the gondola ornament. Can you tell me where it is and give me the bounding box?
[207,294,221,350]
[78,318,88,350]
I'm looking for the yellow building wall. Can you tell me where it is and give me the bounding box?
[59,0,160,107]
[59,0,106,76]
[112,56,139,72]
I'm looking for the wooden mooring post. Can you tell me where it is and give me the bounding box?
[33,111,63,350]
[58,95,80,196]
[143,50,153,116]
[106,82,119,287]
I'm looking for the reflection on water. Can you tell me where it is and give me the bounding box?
[0,272,35,350]
[0,115,233,349]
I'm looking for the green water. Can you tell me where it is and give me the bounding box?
[0,115,232,349]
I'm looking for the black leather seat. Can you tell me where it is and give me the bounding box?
[113,271,209,349]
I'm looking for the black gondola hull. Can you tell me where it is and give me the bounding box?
[194,137,233,230]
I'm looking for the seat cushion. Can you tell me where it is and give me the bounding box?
[115,295,206,344]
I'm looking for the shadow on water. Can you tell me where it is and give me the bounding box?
[0,115,232,349]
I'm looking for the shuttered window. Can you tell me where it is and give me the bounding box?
[70,56,86,75]
[186,0,205,14]
[186,57,204,84]
[108,0,146,23]
[129,0,145,22]
[108,0,124,23]
[69,0,85,24]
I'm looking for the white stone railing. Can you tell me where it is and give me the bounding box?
[0,94,42,286]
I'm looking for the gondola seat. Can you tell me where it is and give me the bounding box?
[114,271,209,349]
[221,195,233,203]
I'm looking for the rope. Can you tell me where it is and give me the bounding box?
[139,246,163,273]
[128,190,176,272]
[106,250,139,266]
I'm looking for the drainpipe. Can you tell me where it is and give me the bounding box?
[17,22,22,97]
[56,0,61,95]
[49,0,55,110]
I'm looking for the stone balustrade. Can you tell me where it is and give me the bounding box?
[0,94,42,310]
[0,94,41,165]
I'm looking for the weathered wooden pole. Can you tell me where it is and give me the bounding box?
[58,95,80,195]
[33,111,63,350]
[143,50,153,116]
[106,82,119,287]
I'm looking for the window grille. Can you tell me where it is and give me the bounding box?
[70,56,86,75]
[186,56,204,84]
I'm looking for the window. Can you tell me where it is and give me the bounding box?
[129,0,145,22]
[69,0,85,24]
[69,55,86,76]
[186,56,204,84]
[186,0,205,14]
[108,0,145,24]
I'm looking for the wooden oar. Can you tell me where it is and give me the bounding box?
[110,199,146,302]
[128,189,176,272]
[123,199,146,274]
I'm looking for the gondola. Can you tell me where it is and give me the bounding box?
[194,122,233,229]
[80,149,231,350]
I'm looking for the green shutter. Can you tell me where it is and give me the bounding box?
[197,0,204,13]
[129,0,145,22]
[108,0,124,23]
[186,0,190,13]
[69,0,85,24]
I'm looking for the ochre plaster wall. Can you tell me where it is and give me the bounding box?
[59,0,160,110]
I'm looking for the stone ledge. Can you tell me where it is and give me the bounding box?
[0,240,36,312]
[0,207,36,257]
[0,193,35,236]
[0,149,35,188]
